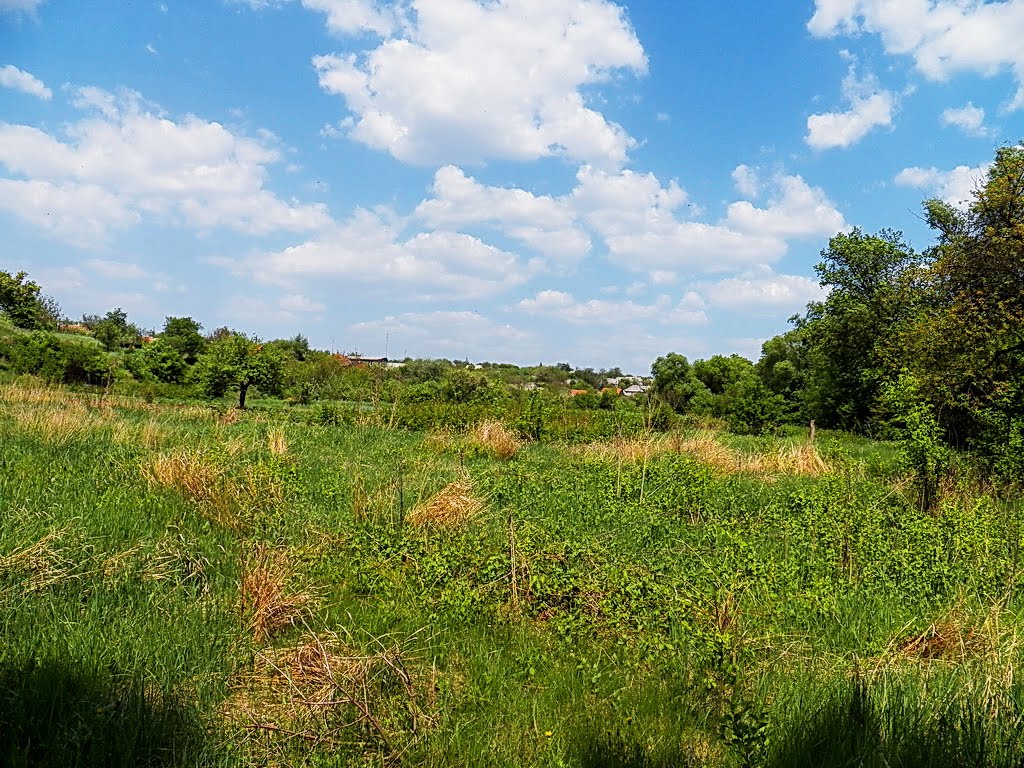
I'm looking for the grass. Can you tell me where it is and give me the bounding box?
[2,379,1024,766]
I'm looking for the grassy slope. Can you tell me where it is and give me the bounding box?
[1,382,1023,767]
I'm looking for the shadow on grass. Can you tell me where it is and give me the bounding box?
[766,679,1016,768]
[0,656,220,767]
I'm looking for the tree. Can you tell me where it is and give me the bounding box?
[899,144,1024,474]
[161,316,205,363]
[799,228,922,431]
[0,270,58,329]
[85,308,140,351]
[193,333,285,408]
[651,353,707,413]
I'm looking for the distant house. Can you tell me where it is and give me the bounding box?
[623,384,649,397]
[569,389,589,396]
[348,356,388,367]
[600,386,622,395]
[331,353,353,366]
[515,382,540,391]
[140,335,157,344]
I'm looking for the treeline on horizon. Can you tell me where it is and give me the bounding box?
[2,143,1022,487]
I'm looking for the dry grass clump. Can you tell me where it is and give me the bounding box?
[0,527,87,593]
[575,431,831,477]
[406,480,484,529]
[469,420,522,459]
[143,448,286,529]
[267,427,288,456]
[9,402,106,444]
[240,544,311,642]
[144,449,226,506]
[0,383,66,406]
[224,631,435,756]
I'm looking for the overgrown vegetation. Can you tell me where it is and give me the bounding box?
[3,142,1024,765]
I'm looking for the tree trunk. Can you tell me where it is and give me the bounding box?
[238,383,249,409]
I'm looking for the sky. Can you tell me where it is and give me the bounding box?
[1,0,1021,373]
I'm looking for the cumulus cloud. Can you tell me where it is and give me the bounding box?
[571,165,845,272]
[725,169,847,238]
[0,87,331,244]
[940,102,990,137]
[0,65,52,99]
[808,0,1024,110]
[514,289,707,325]
[806,65,895,150]
[309,0,646,166]
[241,207,533,300]
[704,269,827,312]
[894,163,988,206]
[414,165,591,263]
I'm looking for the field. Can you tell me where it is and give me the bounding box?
[2,379,1024,767]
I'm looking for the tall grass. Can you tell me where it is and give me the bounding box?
[3,379,1024,766]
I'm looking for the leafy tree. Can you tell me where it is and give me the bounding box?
[693,355,755,396]
[651,353,707,413]
[757,327,811,421]
[193,333,285,408]
[267,334,311,362]
[800,228,922,431]
[161,316,205,363]
[0,270,58,329]
[126,339,188,383]
[85,308,140,351]
[899,144,1024,467]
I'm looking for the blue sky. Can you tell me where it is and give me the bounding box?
[1,0,1020,372]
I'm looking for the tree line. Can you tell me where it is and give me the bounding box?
[2,144,1022,483]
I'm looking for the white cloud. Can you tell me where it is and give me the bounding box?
[940,102,990,137]
[731,164,761,198]
[309,0,646,166]
[0,65,51,99]
[725,171,847,238]
[572,165,845,272]
[705,269,827,311]
[806,66,895,150]
[243,207,532,300]
[894,163,988,206]
[0,86,331,244]
[301,0,397,35]
[85,259,150,280]
[808,0,1024,110]
[279,293,326,313]
[514,289,707,325]
[414,165,591,264]
[0,0,43,13]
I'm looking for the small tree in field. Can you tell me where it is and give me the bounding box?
[194,333,285,408]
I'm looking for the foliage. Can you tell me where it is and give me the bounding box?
[881,371,950,512]
[0,270,58,330]
[83,308,141,352]
[651,353,707,413]
[799,228,922,431]
[160,316,206,363]
[192,332,285,408]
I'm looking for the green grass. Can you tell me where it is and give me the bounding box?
[2,381,1023,766]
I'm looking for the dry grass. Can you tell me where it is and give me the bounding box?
[12,407,108,445]
[406,480,484,529]
[267,427,289,456]
[469,420,522,459]
[223,631,434,756]
[142,448,285,529]
[0,527,87,593]
[575,431,831,476]
[144,449,226,506]
[240,544,311,642]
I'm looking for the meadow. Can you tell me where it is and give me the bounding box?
[2,378,1024,767]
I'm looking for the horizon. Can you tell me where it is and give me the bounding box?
[2,0,1021,372]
